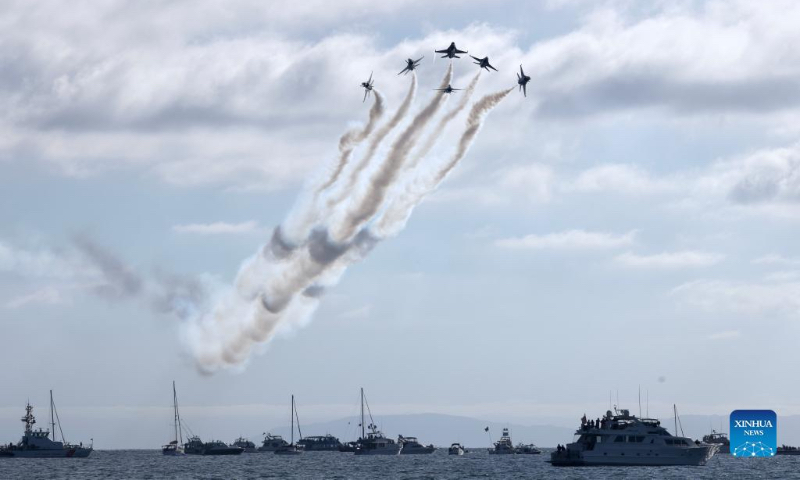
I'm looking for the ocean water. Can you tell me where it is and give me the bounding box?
[0,449,796,479]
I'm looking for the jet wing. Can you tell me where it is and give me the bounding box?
[434,49,448,53]
[455,48,468,54]
[488,64,498,72]
[414,56,425,63]
[363,90,369,102]
[522,83,527,97]
[469,55,481,62]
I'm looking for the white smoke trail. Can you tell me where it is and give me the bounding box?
[404,70,481,172]
[316,91,385,193]
[329,63,453,243]
[182,71,511,374]
[280,91,386,246]
[325,75,418,209]
[372,88,514,239]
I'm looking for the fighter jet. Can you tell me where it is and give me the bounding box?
[470,55,498,72]
[517,64,531,97]
[361,71,374,102]
[434,84,462,94]
[435,42,468,59]
[398,56,424,75]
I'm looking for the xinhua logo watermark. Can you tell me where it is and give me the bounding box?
[730,410,777,457]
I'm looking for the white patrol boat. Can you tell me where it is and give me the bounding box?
[1,391,92,458]
[550,408,718,466]
[488,428,515,454]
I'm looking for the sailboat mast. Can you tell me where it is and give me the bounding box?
[360,388,365,439]
[50,390,55,442]
[674,404,678,437]
[291,395,295,445]
[173,381,179,444]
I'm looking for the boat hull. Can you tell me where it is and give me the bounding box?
[2,448,92,458]
[354,445,402,455]
[400,447,435,455]
[550,445,718,466]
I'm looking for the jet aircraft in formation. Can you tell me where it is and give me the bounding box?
[362,42,532,101]
[435,42,468,59]
[516,64,531,97]
[434,84,462,94]
[470,55,498,72]
[360,71,374,102]
[398,57,424,75]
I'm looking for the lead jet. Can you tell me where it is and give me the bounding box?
[435,42,468,59]
[517,64,531,97]
[470,55,498,72]
[398,56,424,75]
[361,71,374,102]
[434,84,462,94]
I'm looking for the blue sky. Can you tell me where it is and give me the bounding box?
[2,0,800,448]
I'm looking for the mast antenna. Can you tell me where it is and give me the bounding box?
[51,389,56,441]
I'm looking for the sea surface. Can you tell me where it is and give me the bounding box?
[0,449,798,479]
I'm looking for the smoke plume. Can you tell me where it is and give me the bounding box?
[373,88,514,238]
[329,63,453,242]
[324,74,419,210]
[316,91,385,193]
[181,66,513,373]
[405,70,481,172]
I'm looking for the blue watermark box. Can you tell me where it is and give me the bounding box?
[730,410,777,457]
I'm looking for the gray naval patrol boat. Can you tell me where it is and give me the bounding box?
[1,391,92,458]
[550,408,718,466]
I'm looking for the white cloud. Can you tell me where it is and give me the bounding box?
[496,164,556,203]
[5,287,67,309]
[568,164,678,195]
[672,279,800,315]
[615,250,723,269]
[0,240,92,279]
[752,254,800,266]
[336,304,372,320]
[496,229,636,250]
[172,220,259,235]
[708,330,741,341]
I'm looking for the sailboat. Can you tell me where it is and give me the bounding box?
[162,381,185,455]
[274,395,304,455]
[353,388,402,455]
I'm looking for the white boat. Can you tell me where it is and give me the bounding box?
[702,431,729,454]
[0,391,92,458]
[515,443,542,454]
[259,433,289,452]
[550,407,718,466]
[232,437,257,453]
[353,388,402,456]
[488,428,515,454]
[448,443,467,455]
[274,395,304,455]
[162,381,185,456]
[398,435,435,454]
